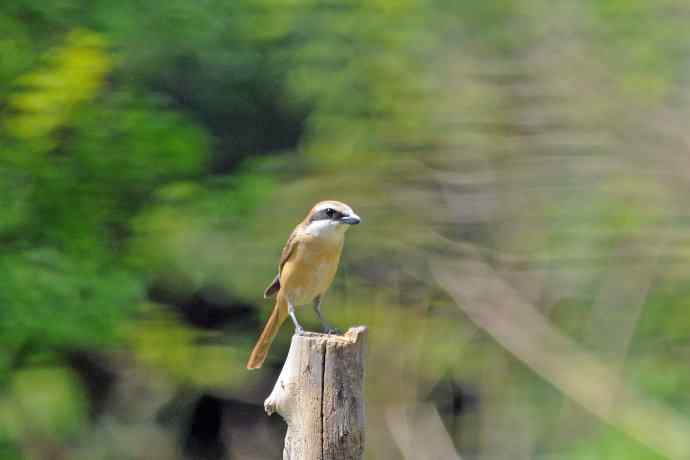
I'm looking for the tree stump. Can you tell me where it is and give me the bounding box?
[264,326,367,460]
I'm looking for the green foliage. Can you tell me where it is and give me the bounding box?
[128,168,277,298]
[564,424,667,460]
[0,250,142,350]
[124,308,254,388]
[0,26,211,364]
[585,0,690,101]
[6,29,110,144]
[0,365,87,440]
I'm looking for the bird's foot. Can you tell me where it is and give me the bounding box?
[294,326,305,336]
[323,326,340,335]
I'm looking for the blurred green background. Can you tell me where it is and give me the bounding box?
[2,0,690,458]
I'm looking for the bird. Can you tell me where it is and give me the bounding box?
[246,200,361,369]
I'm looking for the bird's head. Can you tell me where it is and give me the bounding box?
[304,200,361,238]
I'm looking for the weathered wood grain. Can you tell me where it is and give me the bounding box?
[264,327,367,460]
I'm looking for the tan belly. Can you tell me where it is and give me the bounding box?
[279,238,342,306]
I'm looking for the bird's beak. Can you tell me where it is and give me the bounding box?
[341,213,361,225]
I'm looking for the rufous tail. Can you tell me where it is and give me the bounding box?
[246,296,288,369]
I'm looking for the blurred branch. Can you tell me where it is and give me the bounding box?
[430,245,690,459]
[385,404,462,460]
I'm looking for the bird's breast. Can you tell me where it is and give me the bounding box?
[279,235,343,305]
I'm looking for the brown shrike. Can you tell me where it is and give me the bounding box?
[246,200,361,369]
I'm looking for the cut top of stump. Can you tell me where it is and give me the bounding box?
[297,326,367,344]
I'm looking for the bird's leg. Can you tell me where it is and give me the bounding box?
[313,296,339,334]
[288,300,305,335]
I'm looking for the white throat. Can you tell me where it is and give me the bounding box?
[304,219,348,241]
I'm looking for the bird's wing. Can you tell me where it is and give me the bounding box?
[278,227,300,273]
[263,227,300,298]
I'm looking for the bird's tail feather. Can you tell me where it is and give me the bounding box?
[246,296,288,369]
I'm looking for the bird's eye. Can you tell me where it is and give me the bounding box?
[325,208,335,217]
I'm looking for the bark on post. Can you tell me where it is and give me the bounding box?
[264,326,367,460]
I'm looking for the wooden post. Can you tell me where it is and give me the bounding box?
[264,326,367,460]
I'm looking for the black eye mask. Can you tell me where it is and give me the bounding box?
[310,208,344,222]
